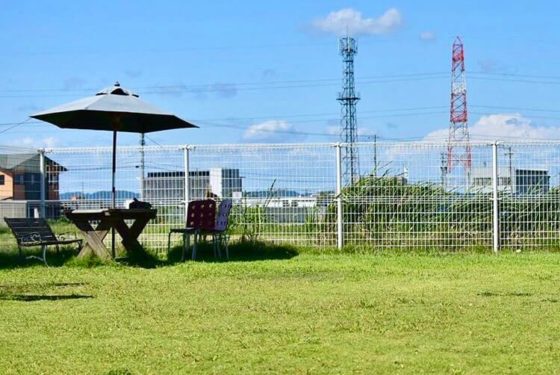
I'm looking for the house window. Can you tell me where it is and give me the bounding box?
[0,175,4,185]
[15,174,24,184]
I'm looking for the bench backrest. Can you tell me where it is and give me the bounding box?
[4,218,57,244]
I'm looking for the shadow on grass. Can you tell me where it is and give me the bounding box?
[0,281,93,302]
[478,291,533,297]
[114,245,162,269]
[0,248,81,269]
[0,293,94,302]
[0,240,298,269]
[166,240,299,264]
[0,246,159,269]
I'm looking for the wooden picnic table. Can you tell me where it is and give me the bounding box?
[64,208,157,259]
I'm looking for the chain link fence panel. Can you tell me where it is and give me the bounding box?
[0,141,552,253]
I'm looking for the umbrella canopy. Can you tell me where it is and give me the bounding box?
[31,82,198,258]
[31,83,198,132]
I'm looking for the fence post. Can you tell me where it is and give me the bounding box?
[492,141,500,254]
[335,143,343,250]
[183,145,190,220]
[39,149,46,218]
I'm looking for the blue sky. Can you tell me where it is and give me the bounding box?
[2,1,560,149]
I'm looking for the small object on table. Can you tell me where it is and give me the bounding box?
[128,198,152,209]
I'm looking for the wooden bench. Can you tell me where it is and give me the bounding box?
[4,217,83,266]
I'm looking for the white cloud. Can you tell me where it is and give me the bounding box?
[419,31,436,41]
[19,137,34,146]
[326,126,339,136]
[312,8,402,36]
[243,120,305,143]
[424,113,560,142]
[42,137,58,148]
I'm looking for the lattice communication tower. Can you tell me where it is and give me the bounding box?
[338,36,360,185]
[447,36,471,178]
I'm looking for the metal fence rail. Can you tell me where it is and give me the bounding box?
[1,141,559,252]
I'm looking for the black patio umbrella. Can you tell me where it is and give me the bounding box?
[31,82,198,208]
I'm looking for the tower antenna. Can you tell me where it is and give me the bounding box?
[447,36,472,185]
[338,36,360,185]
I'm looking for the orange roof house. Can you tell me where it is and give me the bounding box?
[0,154,66,201]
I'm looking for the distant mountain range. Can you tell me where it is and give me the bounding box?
[60,191,139,200]
[60,189,305,201]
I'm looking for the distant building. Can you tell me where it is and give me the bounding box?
[242,196,317,208]
[209,168,242,200]
[470,167,550,194]
[142,168,242,203]
[0,154,65,201]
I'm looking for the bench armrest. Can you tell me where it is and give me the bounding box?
[58,233,80,241]
[20,232,42,244]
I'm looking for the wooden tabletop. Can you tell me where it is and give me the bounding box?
[65,208,157,221]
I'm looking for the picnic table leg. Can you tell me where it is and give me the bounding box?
[112,219,145,254]
[112,216,154,255]
[73,219,112,260]
[78,229,110,259]
[127,217,151,241]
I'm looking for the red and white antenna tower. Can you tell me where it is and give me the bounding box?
[447,36,471,177]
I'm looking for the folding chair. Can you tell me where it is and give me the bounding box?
[200,199,233,259]
[167,199,216,261]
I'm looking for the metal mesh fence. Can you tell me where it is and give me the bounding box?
[497,143,560,249]
[188,144,338,247]
[43,145,185,250]
[0,141,558,252]
[342,142,493,249]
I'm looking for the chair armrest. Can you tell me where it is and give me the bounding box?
[20,232,42,244]
[58,232,80,241]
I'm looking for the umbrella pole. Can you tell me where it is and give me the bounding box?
[111,129,117,258]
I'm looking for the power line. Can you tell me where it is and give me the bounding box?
[5,70,560,99]
[0,72,450,98]
[0,118,32,135]
[470,76,560,85]
[471,104,560,113]
[3,105,560,138]
[1,40,339,58]
[471,71,560,80]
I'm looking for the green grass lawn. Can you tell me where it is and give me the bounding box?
[0,248,559,374]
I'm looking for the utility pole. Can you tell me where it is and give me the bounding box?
[505,146,514,193]
[440,152,448,190]
[373,134,378,177]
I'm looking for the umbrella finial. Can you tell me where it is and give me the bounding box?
[95,82,138,97]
